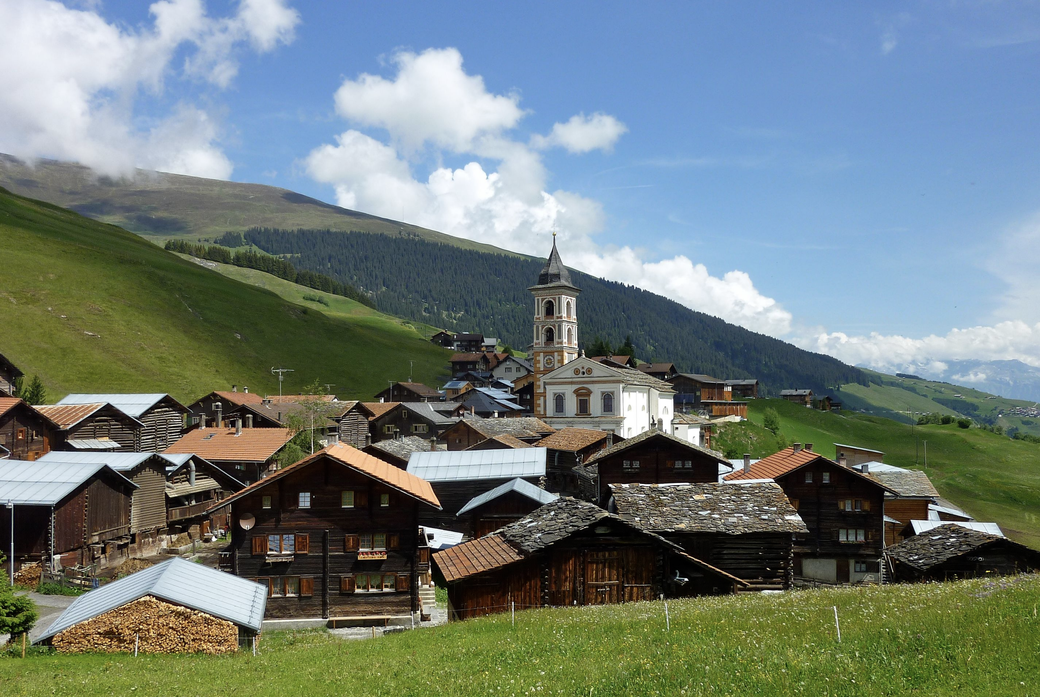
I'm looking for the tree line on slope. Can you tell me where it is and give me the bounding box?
[235,227,870,395]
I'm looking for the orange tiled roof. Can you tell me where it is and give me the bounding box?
[211,390,264,406]
[265,394,337,404]
[210,441,441,511]
[470,434,534,450]
[724,446,824,481]
[0,397,22,418]
[433,535,525,583]
[536,428,610,452]
[34,403,110,429]
[361,402,401,420]
[165,427,293,463]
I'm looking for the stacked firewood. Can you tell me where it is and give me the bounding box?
[52,596,240,654]
[13,562,42,587]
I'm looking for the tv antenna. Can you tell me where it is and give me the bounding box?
[271,367,294,398]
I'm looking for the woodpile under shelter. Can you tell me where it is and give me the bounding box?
[885,524,1040,582]
[609,482,807,590]
[434,497,745,620]
[56,394,188,452]
[35,557,266,653]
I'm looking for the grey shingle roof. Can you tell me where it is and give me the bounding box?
[610,482,807,535]
[532,238,576,288]
[462,416,555,439]
[585,429,727,466]
[368,436,436,461]
[869,469,940,499]
[400,402,457,426]
[456,478,558,516]
[885,524,1035,571]
[37,558,267,642]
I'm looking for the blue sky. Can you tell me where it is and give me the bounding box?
[3,1,1040,376]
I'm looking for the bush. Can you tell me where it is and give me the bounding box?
[763,407,781,436]
[0,553,38,638]
[957,419,971,429]
[941,415,955,425]
[35,581,87,596]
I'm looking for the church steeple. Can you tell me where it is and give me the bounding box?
[530,236,580,418]
[536,235,575,287]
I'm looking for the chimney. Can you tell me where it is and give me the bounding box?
[430,437,437,451]
[232,384,237,393]
[215,402,223,429]
[862,462,870,474]
[792,443,802,454]
[245,414,253,429]
[235,418,242,436]
[839,452,848,468]
[198,415,206,430]
[743,453,751,474]
[805,443,813,452]
[188,461,196,486]
[244,386,249,394]
[493,410,499,419]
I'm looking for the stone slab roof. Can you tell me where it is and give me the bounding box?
[885,524,1039,571]
[585,429,727,466]
[869,469,940,499]
[536,427,610,452]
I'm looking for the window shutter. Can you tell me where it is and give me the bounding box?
[388,533,400,550]
[356,490,368,507]
[341,575,356,593]
[296,533,310,554]
[862,499,871,511]
[252,536,268,556]
[396,573,411,591]
[345,534,359,552]
[300,577,314,597]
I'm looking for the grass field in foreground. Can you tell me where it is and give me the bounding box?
[742,400,1040,548]
[3,575,1039,696]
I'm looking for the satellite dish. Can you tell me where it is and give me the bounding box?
[239,513,255,531]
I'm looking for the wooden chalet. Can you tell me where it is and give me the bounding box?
[863,466,941,546]
[610,482,807,590]
[833,443,884,468]
[57,394,188,452]
[451,388,525,418]
[188,388,263,427]
[368,402,457,443]
[375,382,444,403]
[0,397,56,460]
[364,435,437,469]
[491,355,533,381]
[668,374,729,407]
[814,395,842,412]
[456,477,558,537]
[636,363,678,380]
[534,427,612,495]
[512,373,535,413]
[442,380,473,399]
[0,352,24,397]
[725,379,759,399]
[331,401,371,449]
[583,429,729,506]
[211,442,441,621]
[430,330,456,348]
[164,424,293,484]
[35,402,143,452]
[725,444,896,585]
[0,459,136,573]
[434,497,746,620]
[885,524,1040,582]
[453,333,485,353]
[439,416,555,451]
[449,352,493,375]
[780,389,814,407]
[589,355,637,369]
[407,447,548,531]
[163,453,245,535]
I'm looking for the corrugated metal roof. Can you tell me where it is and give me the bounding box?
[407,448,547,482]
[0,459,137,505]
[36,558,267,642]
[927,502,973,520]
[911,520,1004,537]
[58,393,184,418]
[456,478,558,516]
[65,439,121,450]
[422,526,464,551]
[36,451,158,472]
[35,403,133,429]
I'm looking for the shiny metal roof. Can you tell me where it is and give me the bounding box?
[456,477,558,516]
[0,459,137,505]
[911,520,1004,537]
[36,451,158,472]
[57,393,184,418]
[65,439,122,450]
[37,557,267,641]
[407,448,547,482]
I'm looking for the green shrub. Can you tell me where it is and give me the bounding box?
[35,581,87,596]
[957,418,971,429]
[941,415,955,425]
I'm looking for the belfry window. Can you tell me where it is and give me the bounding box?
[545,327,555,345]
[544,299,555,317]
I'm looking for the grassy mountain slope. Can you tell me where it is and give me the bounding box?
[0,187,449,403]
[0,155,509,254]
[734,399,1040,548]
[6,577,1040,694]
[838,370,1040,437]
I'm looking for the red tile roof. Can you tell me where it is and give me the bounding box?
[724,446,820,481]
[361,402,401,420]
[0,397,22,418]
[433,536,525,583]
[34,403,110,429]
[536,428,610,452]
[165,427,293,463]
[210,390,264,406]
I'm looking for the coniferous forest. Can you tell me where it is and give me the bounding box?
[239,227,871,394]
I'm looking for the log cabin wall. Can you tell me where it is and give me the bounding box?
[66,413,139,451]
[671,532,794,590]
[545,449,580,494]
[912,547,1040,581]
[136,405,185,452]
[470,491,549,538]
[229,457,423,619]
[884,498,931,545]
[441,423,488,451]
[0,405,54,460]
[370,410,445,443]
[126,460,169,534]
[595,444,718,504]
[84,477,133,545]
[338,410,369,449]
[422,476,541,532]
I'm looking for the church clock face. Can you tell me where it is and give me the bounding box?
[544,356,555,368]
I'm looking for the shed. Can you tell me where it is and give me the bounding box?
[0,397,56,460]
[36,557,266,653]
[885,524,1040,582]
[457,478,558,537]
[57,394,188,452]
[35,403,143,452]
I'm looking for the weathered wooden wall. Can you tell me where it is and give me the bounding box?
[884,499,930,545]
[337,410,369,449]
[0,404,54,460]
[422,476,541,532]
[137,406,185,452]
[595,442,718,504]
[127,460,169,534]
[66,412,139,451]
[673,532,794,590]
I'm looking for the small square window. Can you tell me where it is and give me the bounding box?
[804,471,813,483]
[359,533,373,551]
[854,561,868,573]
[374,533,387,550]
[380,493,390,507]
[341,491,354,508]
[262,495,272,509]
[822,472,831,484]
[298,492,311,508]
[284,576,299,597]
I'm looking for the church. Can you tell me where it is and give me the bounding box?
[530,238,675,437]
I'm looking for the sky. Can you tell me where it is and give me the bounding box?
[3,0,1040,379]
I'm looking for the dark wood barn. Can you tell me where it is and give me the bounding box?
[35,403,142,452]
[163,453,245,535]
[368,403,457,443]
[56,394,188,452]
[886,524,1040,582]
[610,482,808,590]
[375,382,444,403]
[212,442,441,621]
[535,427,611,496]
[434,497,745,620]
[439,417,554,451]
[456,478,559,537]
[333,401,371,449]
[0,397,56,460]
[0,352,24,397]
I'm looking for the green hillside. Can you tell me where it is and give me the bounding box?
[736,399,1040,548]
[0,187,450,403]
[838,370,1040,438]
[6,576,1040,695]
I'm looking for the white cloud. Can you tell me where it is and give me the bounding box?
[0,0,298,178]
[986,212,1040,325]
[952,371,988,384]
[532,112,628,154]
[307,47,792,336]
[879,12,912,55]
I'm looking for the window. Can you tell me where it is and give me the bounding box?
[373,533,387,550]
[554,394,565,415]
[268,533,296,555]
[544,299,555,317]
[822,472,831,484]
[298,492,311,509]
[566,300,572,318]
[840,499,869,512]
[838,529,866,543]
[505,367,512,373]
[382,424,395,434]
[804,471,813,483]
[354,573,398,593]
[411,423,429,434]
[262,495,272,509]
[602,392,614,414]
[284,576,299,597]
[341,490,354,508]
[676,460,692,469]
[359,533,373,550]
[577,397,590,415]
[854,561,869,573]
[380,493,390,507]
[623,459,640,470]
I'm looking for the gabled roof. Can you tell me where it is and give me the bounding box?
[456,478,559,516]
[164,427,293,463]
[725,379,758,386]
[205,390,264,406]
[465,434,534,450]
[910,520,1003,537]
[672,412,711,425]
[450,416,555,440]
[386,382,443,399]
[366,436,436,463]
[361,402,401,420]
[723,447,825,481]
[0,397,23,419]
[450,352,488,363]
[586,429,727,466]
[780,389,813,396]
[637,363,676,374]
[0,352,24,378]
[407,448,547,482]
[35,402,143,429]
[58,393,187,418]
[453,391,523,415]
[35,451,163,473]
[885,523,1035,571]
[0,459,136,505]
[214,442,441,511]
[671,373,726,385]
[399,402,458,426]
[531,238,577,289]
[610,482,807,535]
[37,558,267,641]
[434,535,525,583]
[536,427,610,453]
[163,453,245,491]
[868,469,940,499]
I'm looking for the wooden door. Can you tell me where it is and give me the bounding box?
[622,547,655,602]
[836,558,850,584]
[585,550,621,605]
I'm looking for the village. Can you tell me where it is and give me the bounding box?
[1,241,1037,655]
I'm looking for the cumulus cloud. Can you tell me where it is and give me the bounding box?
[531,112,628,154]
[306,47,791,335]
[0,0,299,178]
[986,212,1040,325]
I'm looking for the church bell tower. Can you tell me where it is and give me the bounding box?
[530,235,580,418]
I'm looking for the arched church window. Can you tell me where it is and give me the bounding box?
[544,299,555,317]
[554,393,565,415]
[567,327,573,345]
[602,392,614,414]
[565,300,572,318]
[545,327,555,345]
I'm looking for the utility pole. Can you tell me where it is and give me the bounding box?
[271,367,294,398]
[7,501,13,587]
[388,380,393,402]
[409,361,414,384]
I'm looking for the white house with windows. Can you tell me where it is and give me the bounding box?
[540,356,674,437]
[491,355,533,381]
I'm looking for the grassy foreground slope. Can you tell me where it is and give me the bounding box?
[742,400,1040,548]
[0,188,449,402]
[4,576,1040,695]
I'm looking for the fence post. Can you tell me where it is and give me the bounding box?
[511,601,515,628]
[134,633,139,657]
[833,606,841,643]
[665,601,670,632]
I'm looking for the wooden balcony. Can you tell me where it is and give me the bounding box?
[167,500,216,522]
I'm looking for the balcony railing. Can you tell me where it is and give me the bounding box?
[167,500,217,522]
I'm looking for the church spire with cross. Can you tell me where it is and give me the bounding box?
[529,233,580,418]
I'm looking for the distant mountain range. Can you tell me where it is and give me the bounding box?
[898,359,1040,403]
